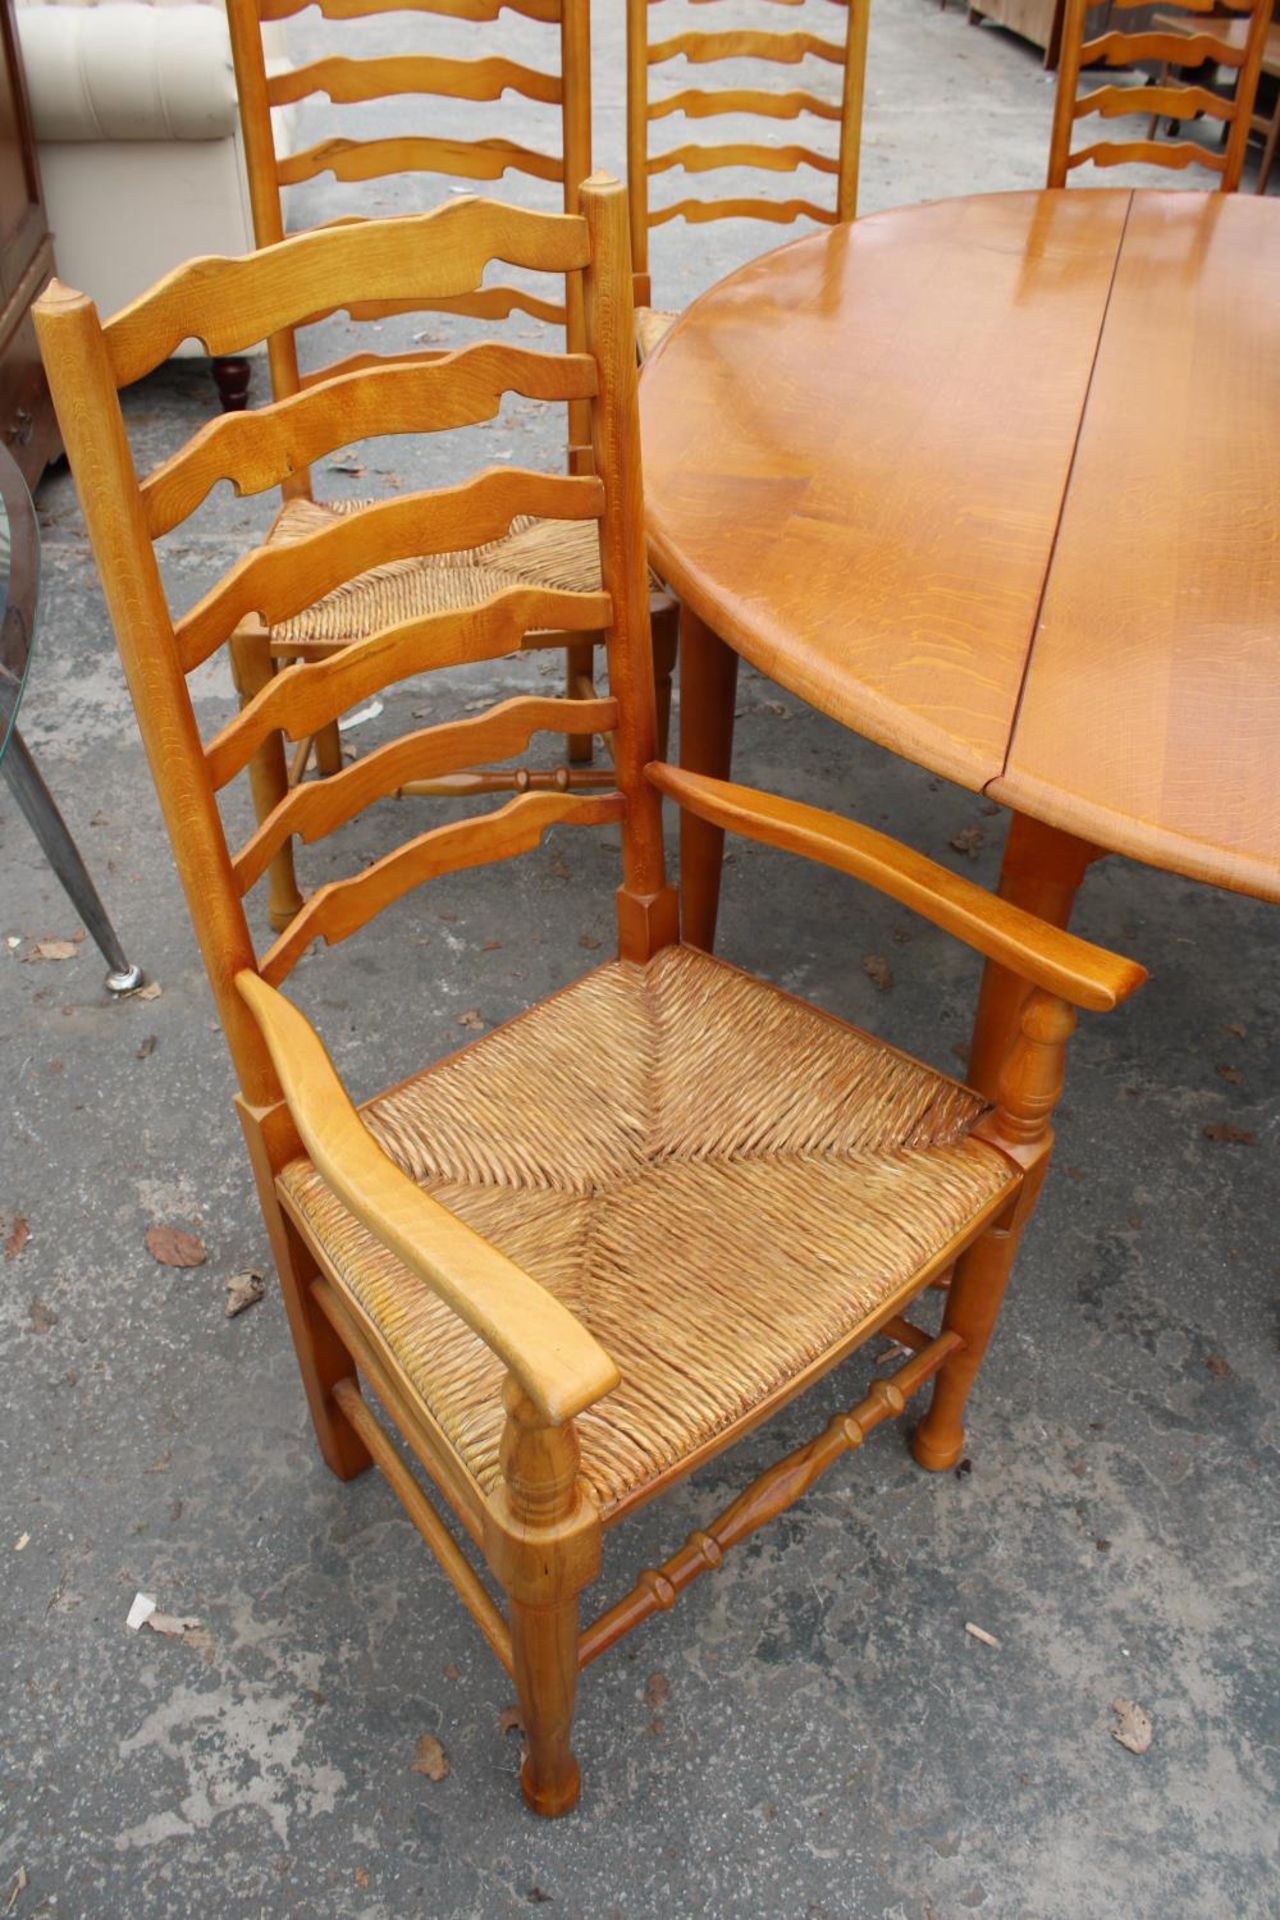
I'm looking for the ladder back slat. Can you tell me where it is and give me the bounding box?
[647,85,842,121]
[177,469,604,671]
[649,195,838,228]
[1065,138,1228,172]
[104,202,588,387]
[1081,28,1251,67]
[260,0,562,20]
[267,53,563,107]
[206,587,612,789]
[277,134,565,189]
[648,141,838,176]
[143,345,598,537]
[259,790,624,985]
[648,30,845,66]
[234,693,618,893]
[1074,81,1234,123]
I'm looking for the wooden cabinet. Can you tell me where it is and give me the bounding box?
[0,0,58,489]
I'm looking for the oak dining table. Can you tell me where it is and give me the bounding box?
[639,187,1280,1095]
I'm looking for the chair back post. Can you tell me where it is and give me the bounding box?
[31,286,280,1108]
[837,0,871,221]
[1047,0,1086,188]
[224,0,310,491]
[579,174,675,960]
[560,0,593,465]
[625,0,652,307]
[1223,0,1273,189]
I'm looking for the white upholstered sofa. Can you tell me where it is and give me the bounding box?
[16,0,290,393]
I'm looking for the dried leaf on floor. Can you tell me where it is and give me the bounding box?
[481,940,503,952]
[328,449,366,476]
[5,1216,29,1261]
[28,1299,57,1334]
[644,1671,670,1712]
[578,933,601,951]
[498,1705,524,1738]
[862,954,894,993]
[964,1622,1000,1649]
[457,1009,485,1032]
[1110,1698,1152,1755]
[25,939,78,962]
[146,1225,207,1268]
[224,1270,265,1318]
[1204,1354,1231,1379]
[136,1035,158,1060]
[1202,1123,1256,1146]
[1223,1021,1246,1040]
[14,1532,30,1551]
[1215,1064,1243,1085]
[411,1733,449,1781]
[146,1610,212,1652]
[442,1663,460,1682]
[354,1869,369,1890]
[129,980,163,1001]
[4,1866,27,1915]
[949,827,985,860]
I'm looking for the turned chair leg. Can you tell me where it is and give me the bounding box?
[915,989,1075,1471]
[486,1379,601,1817]
[312,720,345,779]
[228,625,304,932]
[678,603,739,953]
[967,811,1101,1099]
[211,355,251,412]
[565,640,597,765]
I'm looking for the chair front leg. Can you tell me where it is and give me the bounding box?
[914,988,1075,1472]
[485,1379,602,1817]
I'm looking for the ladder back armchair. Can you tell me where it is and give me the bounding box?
[626,0,871,351]
[36,177,1145,1816]
[1048,0,1272,188]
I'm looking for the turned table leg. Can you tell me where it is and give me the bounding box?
[677,604,738,953]
[966,812,1102,1100]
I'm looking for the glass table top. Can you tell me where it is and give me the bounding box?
[0,443,41,767]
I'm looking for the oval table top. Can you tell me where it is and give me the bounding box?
[640,189,1280,904]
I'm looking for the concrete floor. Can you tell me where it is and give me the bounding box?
[2,2,1277,1915]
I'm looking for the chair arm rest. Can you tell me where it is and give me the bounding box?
[237,971,621,1426]
[646,765,1146,1012]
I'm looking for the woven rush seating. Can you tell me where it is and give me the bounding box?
[267,496,637,653]
[279,945,1019,1516]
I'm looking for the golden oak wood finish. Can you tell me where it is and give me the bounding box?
[989,194,1280,899]
[641,189,1280,913]
[1048,0,1270,189]
[626,0,869,310]
[37,182,1144,1815]
[643,190,1131,792]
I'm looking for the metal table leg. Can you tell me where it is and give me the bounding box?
[3,727,144,994]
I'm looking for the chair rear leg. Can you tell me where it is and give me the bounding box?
[565,640,597,764]
[229,625,303,932]
[313,719,344,778]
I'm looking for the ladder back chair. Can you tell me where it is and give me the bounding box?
[626,0,871,353]
[36,178,1146,1817]
[1048,0,1272,188]
[225,0,669,875]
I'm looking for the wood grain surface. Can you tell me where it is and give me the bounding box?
[641,188,1280,900]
